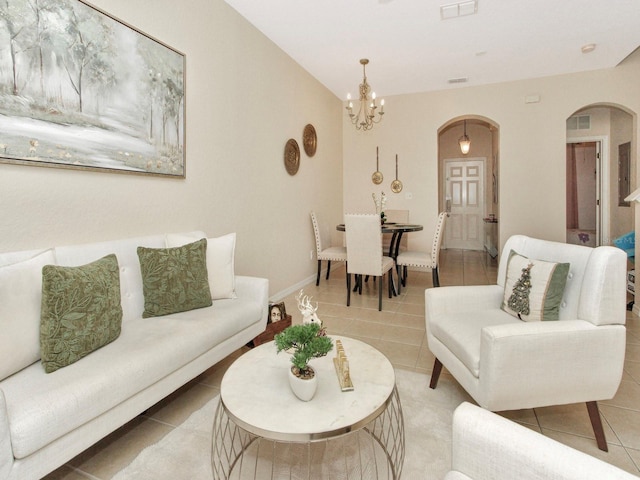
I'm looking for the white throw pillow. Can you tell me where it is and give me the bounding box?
[0,249,56,380]
[501,250,570,322]
[166,233,236,300]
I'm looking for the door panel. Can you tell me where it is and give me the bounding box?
[445,159,485,250]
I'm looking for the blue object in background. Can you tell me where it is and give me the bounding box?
[614,231,635,259]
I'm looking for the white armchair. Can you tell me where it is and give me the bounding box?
[448,402,638,480]
[426,235,627,451]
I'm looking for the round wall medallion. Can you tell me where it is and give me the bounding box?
[391,179,403,193]
[372,171,383,185]
[284,139,300,175]
[302,124,317,157]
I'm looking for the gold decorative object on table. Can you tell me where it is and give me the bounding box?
[284,139,300,175]
[391,154,403,193]
[302,124,317,157]
[372,146,383,185]
[333,340,354,391]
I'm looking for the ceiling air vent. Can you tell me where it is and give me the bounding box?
[448,77,468,84]
[567,114,591,130]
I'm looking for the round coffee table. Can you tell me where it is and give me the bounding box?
[211,336,405,479]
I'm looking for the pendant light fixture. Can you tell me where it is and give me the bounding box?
[459,120,471,154]
[346,59,385,131]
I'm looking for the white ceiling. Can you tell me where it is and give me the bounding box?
[224,0,640,100]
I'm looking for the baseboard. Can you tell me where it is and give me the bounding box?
[270,273,317,303]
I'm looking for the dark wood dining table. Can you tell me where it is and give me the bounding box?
[336,222,423,295]
[336,222,423,259]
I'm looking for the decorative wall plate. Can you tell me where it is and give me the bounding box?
[391,154,403,192]
[303,124,317,157]
[372,146,383,184]
[284,139,300,175]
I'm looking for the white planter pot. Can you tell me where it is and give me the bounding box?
[288,366,317,401]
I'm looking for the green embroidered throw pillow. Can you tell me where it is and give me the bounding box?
[501,250,570,321]
[137,238,212,318]
[40,254,123,374]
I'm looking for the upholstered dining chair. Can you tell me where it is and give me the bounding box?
[344,214,395,311]
[310,211,347,286]
[426,234,627,451]
[396,211,447,292]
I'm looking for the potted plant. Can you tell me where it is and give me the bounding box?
[275,323,333,401]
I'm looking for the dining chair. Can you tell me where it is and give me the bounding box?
[395,211,447,292]
[344,214,395,311]
[310,211,347,286]
[382,209,409,256]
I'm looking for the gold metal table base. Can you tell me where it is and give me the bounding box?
[212,386,405,480]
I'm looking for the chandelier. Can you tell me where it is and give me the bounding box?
[459,120,471,154]
[346,59,384,131]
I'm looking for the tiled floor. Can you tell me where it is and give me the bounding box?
[45,249,640,478]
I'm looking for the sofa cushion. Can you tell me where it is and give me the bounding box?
[0,249,56,381]
[40,254,123,373]
[138,238,212,317]
[2,296,263,459]
[501,250,570,321]
[430,308,520,376]
[166,232,237,300]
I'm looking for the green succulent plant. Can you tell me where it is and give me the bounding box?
[275,323,333,377]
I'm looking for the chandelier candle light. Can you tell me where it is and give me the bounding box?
[346,59,385,131]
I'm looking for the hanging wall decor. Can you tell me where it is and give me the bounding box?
[372,146,383,185]
[391,154,403,193]
[284,139,300,175]
[302,124,317,157]
[0,0,185,177]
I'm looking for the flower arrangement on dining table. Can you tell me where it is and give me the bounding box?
[372,191,387,224]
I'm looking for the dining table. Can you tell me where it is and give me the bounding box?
[336,222,423,295]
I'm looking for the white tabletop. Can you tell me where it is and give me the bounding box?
[220,336,395,442]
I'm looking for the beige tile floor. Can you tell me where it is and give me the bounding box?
[45,249,640,478]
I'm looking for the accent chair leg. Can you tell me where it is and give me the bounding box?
[346,273,351,307]
[388,270,393,298]
[326,260,332,280]
[432,267,440,288]
[586,401,608,451]
[378,275,383,311]
[402,266,407,287]
[430,358,443,389]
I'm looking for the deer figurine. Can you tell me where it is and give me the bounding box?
[296,289,322,326]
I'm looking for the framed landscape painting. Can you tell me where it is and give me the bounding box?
[0,0,185,177]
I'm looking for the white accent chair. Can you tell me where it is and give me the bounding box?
[345,214,395,311]
[396,211,447,291]
[426,235,627,451]
[448,402,638,480]
[310,211,347,286]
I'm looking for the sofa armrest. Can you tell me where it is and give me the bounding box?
[0,390,12,480]
[426,285,503,318]
[450,402,636,480]
[479,320,626,410]
[234,276,269,324]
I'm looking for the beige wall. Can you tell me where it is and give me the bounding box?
[0,0,343,297]
[343,51,640,255]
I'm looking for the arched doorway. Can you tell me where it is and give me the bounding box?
[565,104,636,248]
[438,116,500,257]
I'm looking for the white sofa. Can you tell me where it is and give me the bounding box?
[0,231,268,480]
[448,402,639,480]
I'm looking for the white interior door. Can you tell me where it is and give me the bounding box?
[444,158,485,250]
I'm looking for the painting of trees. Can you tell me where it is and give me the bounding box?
[0,0,185,176]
